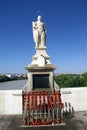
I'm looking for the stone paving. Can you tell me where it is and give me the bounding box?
[0,111,87,130]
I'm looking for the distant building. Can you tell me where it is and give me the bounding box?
[5,74,17,79]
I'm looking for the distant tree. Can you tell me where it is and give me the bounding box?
[0,75,11,82]
[82,72,87,86]
[54,73,87,88]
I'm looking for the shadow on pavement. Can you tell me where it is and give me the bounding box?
[0,111,87,130]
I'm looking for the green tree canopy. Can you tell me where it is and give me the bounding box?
[54,73,87,88]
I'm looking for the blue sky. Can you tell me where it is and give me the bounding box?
[0,0,87,74]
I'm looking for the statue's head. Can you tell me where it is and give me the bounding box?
[37,15,42,21]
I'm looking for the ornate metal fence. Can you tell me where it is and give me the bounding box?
[22,90,63,126]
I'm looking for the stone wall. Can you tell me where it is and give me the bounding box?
[0,87,87,115]
[0,90,22,115]
[61,87,87,111]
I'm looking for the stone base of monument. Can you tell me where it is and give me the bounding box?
[24,64,55,91]
[23,42,58,92]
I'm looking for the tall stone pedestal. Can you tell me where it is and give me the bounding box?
[24,46,56,91]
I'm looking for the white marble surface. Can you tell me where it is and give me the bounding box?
[32,16,46,48]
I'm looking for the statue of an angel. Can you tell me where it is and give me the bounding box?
[32,16,46,48]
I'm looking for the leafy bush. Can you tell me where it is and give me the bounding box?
[0,75,11,82]
[54,73,87,88]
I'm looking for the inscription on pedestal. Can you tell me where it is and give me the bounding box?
[33,74,49,89]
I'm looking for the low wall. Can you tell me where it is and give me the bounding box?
[61,87,87,111]
[0,87,87,115]
[0,90,22,115]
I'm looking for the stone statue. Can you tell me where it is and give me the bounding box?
[32,16,46,48]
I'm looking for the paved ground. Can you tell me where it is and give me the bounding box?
[0,111,87,130]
